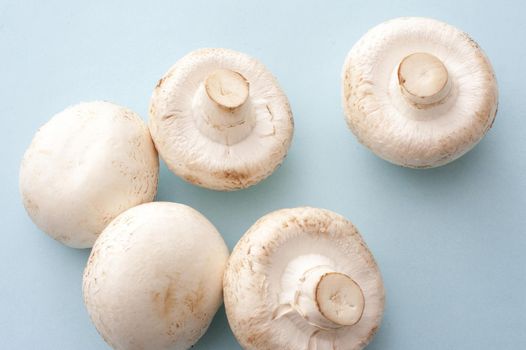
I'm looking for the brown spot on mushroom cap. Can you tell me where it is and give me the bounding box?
[218,168,249,183]
[151,279,178,320]
[182,174,203,186]
[155,76,166,89]
[184,283,205,314]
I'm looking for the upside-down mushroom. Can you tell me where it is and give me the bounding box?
[149,48,294,190]
[83,202,229,350]
[342,17,498,168]
[223,207,384,350]
[19,101,159,248]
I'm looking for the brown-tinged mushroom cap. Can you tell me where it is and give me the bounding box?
[149,48,294,191]
[342,17,498,168]
[19,101,159,248]
[223,207,384,350]
[83,202,229,350]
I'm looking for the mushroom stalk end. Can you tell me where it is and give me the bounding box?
[289,261,364,330]
[315,272,365,327]
[205,69,249,110]
[398,52,451,107]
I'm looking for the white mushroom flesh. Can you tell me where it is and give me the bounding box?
[19,101,159,248]
[149,48,294,190]
[342,17,498,168]
[83,202,229,350]
[223,207,384,350]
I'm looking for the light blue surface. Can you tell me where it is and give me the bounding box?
[1,0,525,349]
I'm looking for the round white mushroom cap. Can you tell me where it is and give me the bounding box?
[149,48,294,191]
[19,101,159,248]
[223,207,384,350]
[83,202,229,350]
[342,17,498,168]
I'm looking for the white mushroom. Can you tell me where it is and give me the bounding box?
[223,207,384,350]
[83,202,229,350]
[149,48,294,190]
[342,17,498,168]
[19,101,159,248]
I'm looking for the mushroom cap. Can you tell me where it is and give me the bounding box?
[149,48,294,190]
[83,202,229,350]
[19,101,159,248]
[342,17,498,168]
[223,207,384,350]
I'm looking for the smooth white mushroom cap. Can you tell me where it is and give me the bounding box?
[223,207,384,350]
[149,48,294,190]
[19,101,159,248]
[83,202,229,350]
[342,17,498,168]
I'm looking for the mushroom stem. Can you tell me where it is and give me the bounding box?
[398,52,451,107]
[192,69,255,145]
[293,265,364,329]
[205,69,249,110]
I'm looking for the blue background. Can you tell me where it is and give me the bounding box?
[1,0,525,349]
